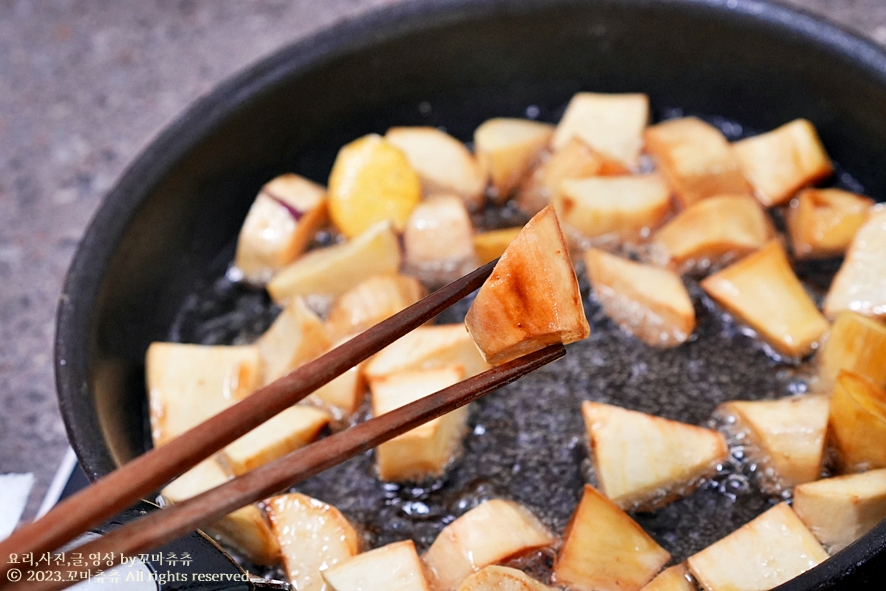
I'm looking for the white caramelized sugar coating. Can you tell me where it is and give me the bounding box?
[829,371,886,472]
[219,404,330,476]
[819,311,886,388]
[327,134,421,238]
[456,566,555,591]
[161,459,280,565]
[323,540,430,591]
[147,342,262,446]
[325,273,426,341]
[584,249,696,348]
[473,226,522,265]
[643,117,751,207]
[364,324,491,380]
[582,401,726,510]
[786,188,873,260]
[518,137,626,216]
[474,118,555,200]
[403,195,480,286]
[266,493,361,591]
[553,484,670,591]
[555,174,671,242]
[639,565,695,591]
[650,194,773,272]
[370,365,468,481]
[687,503,828,591]
[551,92,649,169]
[258,296,331,384]
[700,240,829,357]
[424,499,555,591]
[234,174,328,284]
[385,126,486,209]
[267,220,402,303]
[793,468,886,553]
[733,119,833,207]
[465,205,590,365]
[719,395,830,491]
[824,205,886,320]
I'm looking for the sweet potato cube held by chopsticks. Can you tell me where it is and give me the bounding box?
[465,205,590,365]
[824,205,886,320]
[792,469,886,554]
[829,371,886,472]
[323,540,431,591]
[555,174,671,243]
[582,401,726,511]
[369,365,468,481]
[551,92,649,170]
[700,240,829,358]
[385,126,486,210]
[553,484,671,591]
[733,119,833,207]
[687,503,828,591]
[424,499,555,591]
[650,194,773,272]
[265,493,361,591]
[786,188,873,260]
[644,117,751,207]
[234,173,328,285]
[718,395,830,491]
[584,249,696,348]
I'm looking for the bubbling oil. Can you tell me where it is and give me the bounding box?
[165,109,865,580]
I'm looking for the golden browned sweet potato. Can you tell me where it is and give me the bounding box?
[786,188,873,259]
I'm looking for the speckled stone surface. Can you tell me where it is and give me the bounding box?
[0,0,884,523]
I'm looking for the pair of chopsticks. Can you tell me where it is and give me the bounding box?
[0,259,566,591]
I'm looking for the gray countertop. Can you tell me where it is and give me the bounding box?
[1,0,884,522]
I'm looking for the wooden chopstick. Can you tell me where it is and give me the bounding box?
[0,259,498,575]
[22,344,566,591]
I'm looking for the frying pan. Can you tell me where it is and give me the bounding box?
[55,0,886,588]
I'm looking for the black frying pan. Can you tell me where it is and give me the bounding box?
[55,0,886,588]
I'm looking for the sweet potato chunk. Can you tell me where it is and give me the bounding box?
[161,459,280,566]
[147,343,262,446]
[259,296,331,384]
[474,118,554,200]
[425,499,554,591]
[818,311,886,388]
[787,188,873,259]
[465,205,589,365]
[829,371,886,472]
[370,366,468,481]
[457,566,555,591]
[553,485,670,591]
[518,138,621,216]
[385,126,486,209]
[639,565,695,591]
[793,469,886,553]
[687,503,828,591]
[326,273,426,341]
[734,119,833,207]
[719,395,829,491]
[583,402,726,510]
[364,324,491,380]
[403,195,479,286]
[824,206,886,320]
[324,540,430,591]
[234,174,328,284]
[700,241,829,357]
[650,194,772,272]
[555,174,671,242]
[585,249,695,347]
[552,92,649,169]
[266,493,361,591]
[473,227,522,265]
[268,221,402,303]
[644,117,751,207]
